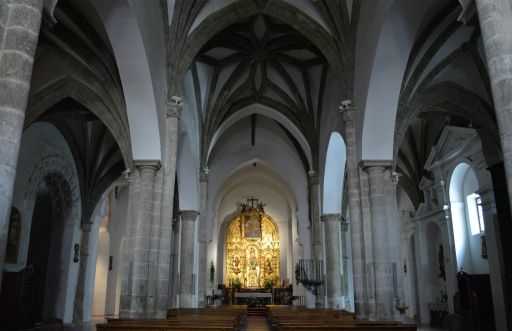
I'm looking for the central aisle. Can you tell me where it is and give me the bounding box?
[240,317,272,331]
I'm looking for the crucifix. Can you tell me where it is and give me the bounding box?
[247,196,258,208]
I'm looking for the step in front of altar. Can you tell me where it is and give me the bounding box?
[247,307,267,317]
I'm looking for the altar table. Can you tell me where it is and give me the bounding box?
[234,292,273,304]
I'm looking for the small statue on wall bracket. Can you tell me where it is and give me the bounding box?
[481,235,488,259]
[73,243,80,263]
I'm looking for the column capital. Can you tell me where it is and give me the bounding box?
[179,210,199,222]
[308,170,319,185]
[134,160,161,173]
[457,0,476,25]
[339,100,356,123]
[360,160,392,172]
[166,96,183,119]
[321,213,341,223]
[340,217,349,232]
[80,222,92,232]
[391,171,401,191]
[200,168,209,182]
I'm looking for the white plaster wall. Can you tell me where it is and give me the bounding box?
[8,123,81,323]
[80,197,108,322]
[92,228,109,316]
[322,132,346,214]
[90,0,162,160]
[205,114,311,304]
[358,0,447,160]
[129,0,168,158]
[105,186,129,316]
[177,133,199,211]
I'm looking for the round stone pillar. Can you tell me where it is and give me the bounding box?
[178,210,199,307]
[170,218,180,308]
[119,161,160,318]
[308,171,323,307]
[475,0,512,211]
[322,213,343,309]
[0,0,44,286]
[154,97,181,317]
[365,164,394,320]
[340,105,366,318]
[198,170,209,306]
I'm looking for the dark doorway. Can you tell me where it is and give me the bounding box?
[26,184,53,323]
[0,184,54,329]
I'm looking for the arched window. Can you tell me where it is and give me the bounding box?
[449,163,488,274]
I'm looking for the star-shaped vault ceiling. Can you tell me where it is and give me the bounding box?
[188,14,329,168]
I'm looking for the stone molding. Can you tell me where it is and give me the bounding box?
[308,171,319,185]
[321,213,341,223]
[134,160,161,173]
[360,160,392,173]
[340,217,349,232]
[457,0,476,25]
[80,221,92,232]
[339,102,356,123]
[166,96,183,119]
[179,210,199,222]
[391,171,401,191]
[199,169,209,182]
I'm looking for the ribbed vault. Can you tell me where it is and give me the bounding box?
[189,14,330,169]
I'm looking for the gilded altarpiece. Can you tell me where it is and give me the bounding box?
[225,208,280,288]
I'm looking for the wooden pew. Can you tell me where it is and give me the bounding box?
[97,306,247,331]
[267,305,417,331]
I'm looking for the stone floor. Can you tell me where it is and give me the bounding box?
[34,317,443,331]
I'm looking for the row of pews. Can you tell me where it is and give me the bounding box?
[267,305,417,331]
[96,305,247,331]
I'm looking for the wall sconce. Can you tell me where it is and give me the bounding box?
[73,243,80,263]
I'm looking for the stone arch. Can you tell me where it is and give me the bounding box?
[322,132,347,214]
[23,156,81,323]
[207,104,313,171]
[177,0,348,94]
[448,161,488,274]
[25,76,132,166]
[393,82,500,165]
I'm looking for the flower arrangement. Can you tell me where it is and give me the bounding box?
[264,278,275,291]
[232,277,241,290]
[246,296,263,308]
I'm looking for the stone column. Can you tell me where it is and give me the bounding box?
[120,161,160,318]
[322,213,343,308]
[170,218,180,308]
[479,189,508,330]
[474,0,512,212]
[340,218,351,310]
[72,220,92,322]
[364,162,394,320]
[340,105,366,318]
[153,97,181,317]
[308,171,323,307]
[198,170,209,306]
[178,210,198,308]
[439,205,458,314]
[387,171,404,319]
[0,0,43,285]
